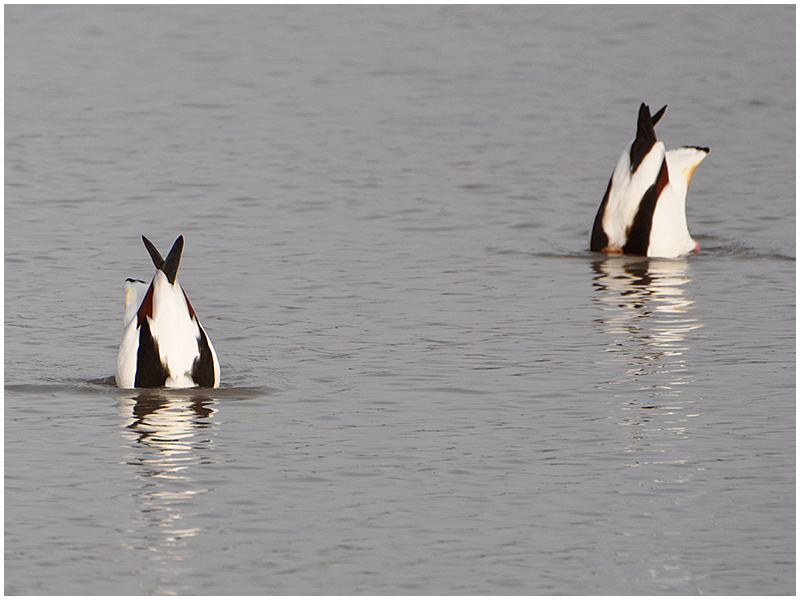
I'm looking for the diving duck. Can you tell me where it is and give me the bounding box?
[116,235,219,388]
[590,103,709,258]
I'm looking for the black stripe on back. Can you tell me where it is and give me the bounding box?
[623,159,669,256]
[590,177,612,252]
[135,319,169,388]
[190,324,216,388]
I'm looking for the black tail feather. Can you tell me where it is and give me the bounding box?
[651,105,667,126]
[629,103,660,174]
[142,235,184,285]
[142,236,164,270]
[161,236,184,285]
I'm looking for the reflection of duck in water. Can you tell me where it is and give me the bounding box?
[118,389,218,559]
[590,103,709,258]
[593,256,695,312]
[592,258,703,477]
[116,236,220,389]
[124,389,216,445]
[592,256,701,389]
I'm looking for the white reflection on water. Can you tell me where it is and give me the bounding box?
[592,256,702,392]
[591,256,704,454]
[117,389,217,568]
[591,256,713,591]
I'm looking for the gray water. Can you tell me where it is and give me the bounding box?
[5,5,795,595]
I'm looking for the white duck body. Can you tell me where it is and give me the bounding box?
[123,279,148,326]
[115,236,220,389]
[601,136,666,251]
[116,278,148,386]
[647,147,708,257]
[590,103,709,258]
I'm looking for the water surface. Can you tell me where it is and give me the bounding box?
[5,5,795,594]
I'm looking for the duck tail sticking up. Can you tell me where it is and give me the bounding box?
[115,235,220,389]
[589,103,708,258]
[142,235,183,284]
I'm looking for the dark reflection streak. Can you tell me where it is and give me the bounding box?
[124,390,216,444]
[127,392,215,442]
